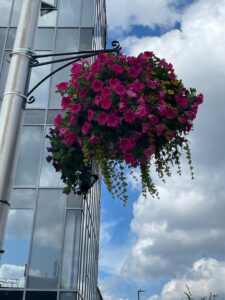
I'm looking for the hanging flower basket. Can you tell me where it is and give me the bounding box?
[47,51,203,203]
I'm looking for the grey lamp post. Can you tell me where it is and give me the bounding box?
[0,0,42,259]
[138,289,145,300]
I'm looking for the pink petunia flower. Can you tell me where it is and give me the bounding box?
[87,109,94,121]
[79,89,88,98]
[196,93,204,105]
[97,112,108,125]
[109,78,120,87]
[100,97,112,110]
[61,96,71,111]
[82,122,91,134]
[69,115,76,125]
[91,60,101,74]
[54,114,62,126]
[127,67,139,78]
[149,114,159,125]
[89,135,101,144]
[56,82,68,91]
[107,112,120,127]
[129,80,145,92]
[175,96,189,108]
[64,131,76,145]
[111,64,123,75]
[124,109,136,123]
[120,138,136,151]
[70,63,81,77]
[156,124,165,136]
[101,87,111,97]
[91,79,104,92]
[142,123,151,133]
[165,108,177,120]
[113,83,126,96]
[71,103,82,114]
[123,152,136,166]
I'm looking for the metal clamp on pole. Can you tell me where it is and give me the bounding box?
[11,48,36,59]
[3,91,28,109]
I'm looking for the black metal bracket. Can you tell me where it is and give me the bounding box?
[26,41,121,104]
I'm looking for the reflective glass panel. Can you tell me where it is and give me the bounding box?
[11,189,36,209]
[58,0,81,27]
[24,110,46,124]
[28,52,52,108]
[67,193,83,209]
[61,210,82,289]
[14,126,43,186]
[39,127,64,187]
[6,28,16,49]
[55,28,79,52]
[60,292,77,300]
[0,28,7,59]
[46,110,61,124]
[34,28,54,51]
[27,189,66,289]
[0,51,10,102]
[80,28,93,50]
[0,0,13,26]
[10,0,23,27]
[81,0,94,27]
[0,209,33,288]
[38,9,57,27]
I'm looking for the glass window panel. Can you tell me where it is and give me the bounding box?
[46,109,61,124]
[10,189,36,209]
[6,28,16,49]
[0,209,33,288]
[14,126,43,186]
[38,9,57,27]
[28,57,51,108]
[55,28,79,52]
[61,210,82,289]
[39,127,64,187]
[0,0,13,26]
[0,28,7,59]
[60,292,77,300]
[0,51,11,102]
[24,110,46,124]
[58,0,81,27]
[27,189,66,289]
[10,0,23,27]
[81,0,94,27]
[34,28,54,51]
[42,0,56,6]
[67,193,83,209]
[80,28,93,50]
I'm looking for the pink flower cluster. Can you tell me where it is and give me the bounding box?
[53,51,203,168]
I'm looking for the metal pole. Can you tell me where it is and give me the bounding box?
[0,0,41,258]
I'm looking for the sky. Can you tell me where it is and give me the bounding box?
[98,0,225,299]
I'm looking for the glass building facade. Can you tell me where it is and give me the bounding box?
[0,1,106,299]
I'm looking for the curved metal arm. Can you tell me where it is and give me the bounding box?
[26,41,121,104]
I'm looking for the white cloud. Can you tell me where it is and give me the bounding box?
[122,169,225,280]
[0,264,25,287]
[148,258,225,300]
[106,0,182,34]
